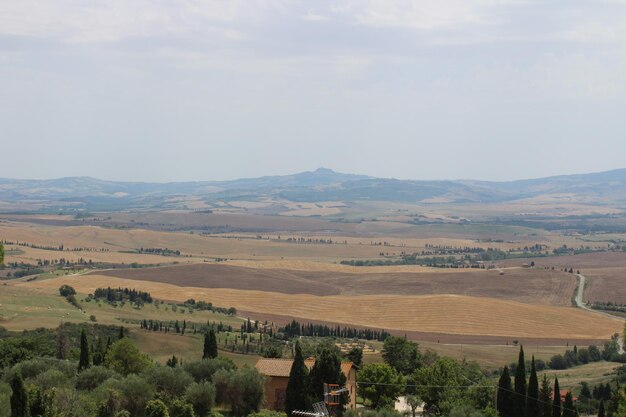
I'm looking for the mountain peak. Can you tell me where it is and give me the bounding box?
[313,167,335,174]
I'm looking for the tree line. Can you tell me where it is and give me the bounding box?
[91,287,154,304]
[279,320,390,342]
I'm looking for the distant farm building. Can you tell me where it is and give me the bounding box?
[557,390,577,402]
[255,357,357,411]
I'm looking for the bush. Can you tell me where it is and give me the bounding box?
[217,368,265,417]
[549,355,568,370]
[65,294,82,309]
[59,285,76,297]
[185,381,216,417]
[169,399,196,417]
[32,369,70,391]
[145,399,170,417]
[101,375,155,416]
[183,358,235,383]
[76,366,121,391]
[104,338,153,376]
[142,366,194,398]
[8,358,50,380]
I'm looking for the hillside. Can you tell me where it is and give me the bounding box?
[1,167,625,212]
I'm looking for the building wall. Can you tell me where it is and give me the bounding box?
[261,366,357,411]
[345,368,357,409]
[264,376,289,410]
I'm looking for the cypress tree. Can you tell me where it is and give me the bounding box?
[526,356,539,417]
[539,376,552,417]
[514,346,527,417]
[203,329,218,359]
[562,392,576,417]
[309,347,347,414]
[598,401,605,417]
[497,366,515,417]
[119,326,125,340]
[209,329,218,358]
[552,378,561,417]
[203,332,210,358]
[286,342,310,417]
[10,372,29,417]
[78,329,91,372]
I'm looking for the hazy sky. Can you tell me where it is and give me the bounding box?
[1,1,625,182]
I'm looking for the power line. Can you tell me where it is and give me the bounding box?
[356,380,581,414]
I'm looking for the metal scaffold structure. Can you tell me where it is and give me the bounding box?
[292,384,349,417]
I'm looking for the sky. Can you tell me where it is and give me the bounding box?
[1,0,626,182]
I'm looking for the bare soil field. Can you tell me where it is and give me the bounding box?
[21,275,623,342]
[499,252,626,269]
[93,263,576,305]
[583,267,626,303]
[95,264,341,296]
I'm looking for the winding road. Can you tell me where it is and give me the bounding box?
[575,274,624,354]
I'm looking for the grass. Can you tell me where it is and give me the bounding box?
[538,361,620,391]
[419,341,569,370]
[0,285,86,330]
[0,282,260,369]
[130,330,261,368]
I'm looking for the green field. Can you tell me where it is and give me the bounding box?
[538,361,620,392]
[0,284,263,368]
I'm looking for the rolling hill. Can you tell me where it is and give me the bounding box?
[1,167,625,212]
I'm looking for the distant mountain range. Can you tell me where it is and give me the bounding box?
[1,167,625,212]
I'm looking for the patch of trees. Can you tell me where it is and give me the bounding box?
[545,340,626,370]
[91,286,153,304]
[182,298,237,316]
[1,322,267,417]
[340,255,474,268]
[0,323,122,369]
[496,346,626,417]
[285,341,348,417]
[591,302,626,314]
[2,239,110,253]
[279,320,390,341]
[59,284,82,309]
[577,380,614,414]
[354,336,494,417]
[140,318,233,335]
[3,267,44,279]
[135,247,182,256]
[280,237,339,245]
[508,339,625,373]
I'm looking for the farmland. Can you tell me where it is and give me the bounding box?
[92,263,577,305]
[2,204,626,372]
[19,274,623,343]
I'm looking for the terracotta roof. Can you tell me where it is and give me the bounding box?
[256,358,354,378]
[341,362,355,375]
[255,358,294,377]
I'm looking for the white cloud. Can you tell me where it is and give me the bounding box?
[302,11,330,22]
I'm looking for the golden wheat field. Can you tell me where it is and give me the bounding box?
[20,274,623,341]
